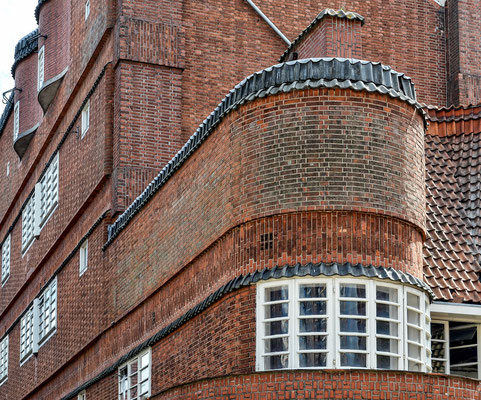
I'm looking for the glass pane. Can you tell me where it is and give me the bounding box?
[265,354,288,370]
[340,284,366,298]
[376,320,398,336]
[299,318,327,333]
[431,323,445,340]
[408,343,421,359]
[340,318,366,333]
[432,360,446,373]
[377,338,398,353]
[140,380,149,395]
[377,355,398,370]
[130,386,138,398]
[376,286,398,302]
[450,345,478,365]
[376,303,398,319]
[450,364,478,379]
[407,310,420,325]
[264,337,288,352]
[265,320,288,335]
[407,293,420,309]
[408,326,421,343]
[265,286,288,302]
[300,284,326,298]
[140,368,149,382]
[450,324,477,347]
[265,303,288,319]
[340,335,366,350]
[408,360,422,371]
[340,352,366,367]
[300,300,326,316]
[299,352,326,367]
[299,335,327,350]
[340,301,366,316]
[141,352,149,368]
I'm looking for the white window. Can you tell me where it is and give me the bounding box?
[256,278,431,372]
[0,336,8,385]
[431,321,481,379]
[22,193,36,253]
[20,306,34,363]
[13,101,19,141]
[1,235,11,285]
[38,46,45,91]
[78,391,86,400]
[79,239,88,276]
[37,153,59,228]
[81,100,90,138]
[85,0,90,20]
[118,348,151,400]
[19,278,57,364]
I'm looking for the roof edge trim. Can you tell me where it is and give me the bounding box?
[11,29,39,78]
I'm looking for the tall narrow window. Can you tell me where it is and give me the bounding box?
[22,193,36,253]
[85,0,90,20]
[38,46,45,91]
[79,239,88,276]
[118,348,151,400]
[431,321,449,373]
[37,153,59,228]
[1,235,11,285]
[20,306,34,363]
[449,322,479,379]
[81,100,90,138]
[0,336,8,385]
[38,278,57,345]
[13,101,19,141]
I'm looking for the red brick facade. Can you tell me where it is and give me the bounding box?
[0,0,479,399]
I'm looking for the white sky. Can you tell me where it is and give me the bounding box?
[0,1,38,115]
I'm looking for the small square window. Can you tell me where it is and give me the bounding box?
[79,239,88,276]
[81,100,90,138]
[85,0,90,20]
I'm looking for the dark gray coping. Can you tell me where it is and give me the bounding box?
[279,9,365,63]
[59,261,433,400]
[38,67,69,113]
[35,0,49,22]
[105,57,425,248]
[11,29,39,78]
[14,123,39,158]
[0,93,14,138]
[0,210,109,349]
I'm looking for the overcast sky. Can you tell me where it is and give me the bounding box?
[0,1,38,114]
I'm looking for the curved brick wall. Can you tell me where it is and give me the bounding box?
[37,0,70,92]
[14,53,42,139]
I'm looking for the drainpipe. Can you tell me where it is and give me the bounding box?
[244,0,291,46]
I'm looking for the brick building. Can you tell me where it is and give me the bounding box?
[0,0,480,398]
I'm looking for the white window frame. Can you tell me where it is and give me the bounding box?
[81,100,90,138]
[85,0,90,20]
[256,277,431,372]
[79,239,88,276]
[13,101,19,141]
[22,193,36,254]
[118,348,151,400]
[1,235,11,285]
[38,46,45,91]
[0,335,8,386]
[36,153,59,230]
[19,278,57,365]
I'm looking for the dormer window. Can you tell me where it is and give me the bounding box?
[38,46,45,91]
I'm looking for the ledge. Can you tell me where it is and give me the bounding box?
[11,29,39,78]
[279,9,365,62]
[14,123,39,158]
[38,67,68,113]
[105,57,425,247]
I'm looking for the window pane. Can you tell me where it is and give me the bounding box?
[340,353,366,367]
[408,343,421,359]
[408,360,422,371]
[340,318,366,333]
[340,301,366,316]
[376,303,398,319]
[340,336,366,350]
[431,323,445,340]
[299,335,326,350]
[299,318,326,333]
[376,338,398,353]
[264,303,288,319]
[265,354,288,370]
[377,355,398,370]
[407,310,420,325]
[407,293,420,309]
[432,359,446,373]
[408,326,421,343]
[340,284,366,298]
[299,352,326,367]
[265,320,288,335]
[299,300,326,316]
[450,365,478,379]
[376,320,398,336]
[264,337,288,353]
[376,286,398,302]
[265,287,288,302]
[299,284,326,298]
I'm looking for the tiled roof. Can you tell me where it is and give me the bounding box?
[424,133,481,303]
[11,29,39,78]
[0,92,14,137]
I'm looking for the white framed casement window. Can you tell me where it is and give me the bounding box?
[0,335,8,385]
[78,390,86,400]
[13,101,19,141]
[256,277,431,372]
[20,306,34,363]
[36,153,59,231]
[79,239,88,276]
[118,348,151,400]
[22,193,36,253]
[85,0,90,20]
[81,100,90,138]
[38,46,45,91]
[1,235,11,285]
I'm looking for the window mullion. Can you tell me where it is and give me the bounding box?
[32,298,40,354]
[291,280,297,369]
